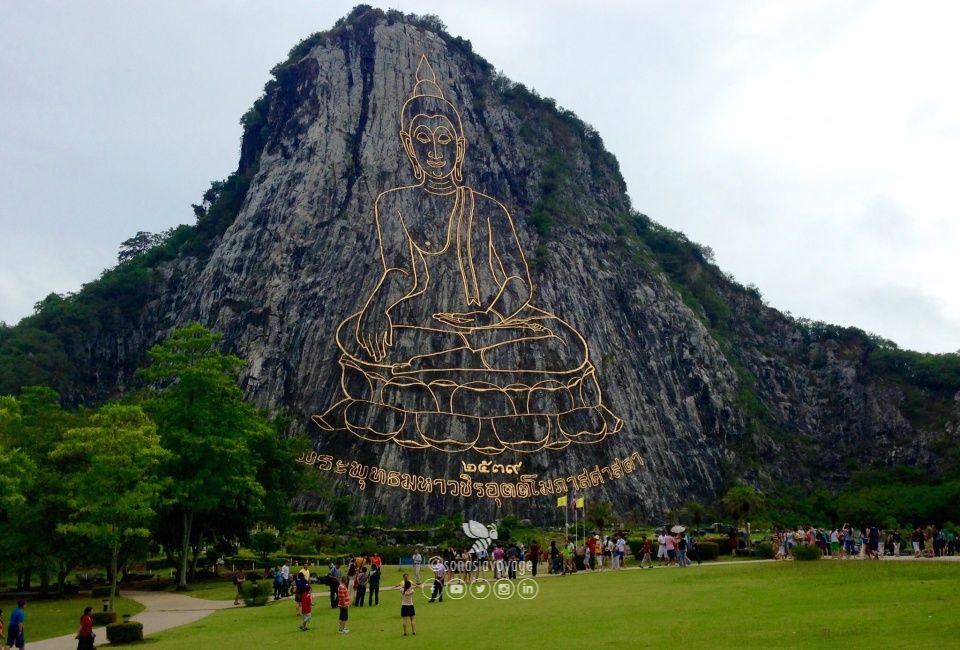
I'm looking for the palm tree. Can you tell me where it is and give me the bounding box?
[587,501,614,535]
[721,485,765,527]
[683,501,709,532]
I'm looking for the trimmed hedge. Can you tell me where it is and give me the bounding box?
[753,542,775,559]
[91,612,117,626]
[106,621,144,645]
[693,541,719,561]
[791,544,822,561]
[243,580,271,607]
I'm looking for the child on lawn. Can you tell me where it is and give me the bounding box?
[337,575,350,634]
[299,589,312,631]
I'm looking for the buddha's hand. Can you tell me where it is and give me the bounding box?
[433,310,500,329]
[357,308,393,361]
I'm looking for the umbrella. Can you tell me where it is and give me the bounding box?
[671,525,686,534]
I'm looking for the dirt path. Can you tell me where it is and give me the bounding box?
[30,591,236,649]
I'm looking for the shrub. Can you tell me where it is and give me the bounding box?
[694,541,719,561]
[285,541,317,555]
[753,542,775,559]
[91,585,120,597]
[106,621,144,645]
[791,544,822,561]
[91,612,117,626]
[243,580,271,607]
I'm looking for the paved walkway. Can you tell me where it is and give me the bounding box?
[31,591,236,649]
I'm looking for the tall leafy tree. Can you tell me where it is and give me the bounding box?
[52,404,168,611]
[138,324,268,589]
[0,387,85,593]
[0,396,34,512]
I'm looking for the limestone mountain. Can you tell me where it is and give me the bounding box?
[2,7,958,522]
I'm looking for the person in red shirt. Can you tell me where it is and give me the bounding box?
[337,576,350,634]
[640,537,653,568]
[371,553,382,569]
[76,606,95,649]
[299,590,313,631]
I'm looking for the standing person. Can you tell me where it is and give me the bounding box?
[281,561,291,596]
[412,549,423,584]
[830,528,840,558]
[371,552,382,571]
[299,588,313,631]
[912,527,923,557]
[6,600,25,650]
[657,532,668,566]
[400,573,417,637]
[688,534,701,565]
[728,528,738,557]
[428,559,445,602]
[76,606,95,649]
[616,534,627,568]
[892,529,902,557]
[232,569,246,606]
[294,570,309,615]
[529,540,541,577]
[677,534,688,568]
[354,566,369,607]
[640,537,653,568]
[336,576,350,635]
[368,564,381,606]
[549,540,560,575]
[273,566,286,601]
[869,525,881,559]
[664,532,677,566]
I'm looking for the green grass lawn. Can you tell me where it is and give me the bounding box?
[148,561,960,648]
[0,594,145,642]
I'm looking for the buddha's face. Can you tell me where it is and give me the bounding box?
[403,113,463,181]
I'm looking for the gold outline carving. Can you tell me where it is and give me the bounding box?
[315,55,623,455]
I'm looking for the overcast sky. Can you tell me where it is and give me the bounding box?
[1,0,957,353]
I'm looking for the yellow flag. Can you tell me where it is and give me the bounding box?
[556,496,568,507]
[576,497,584,509]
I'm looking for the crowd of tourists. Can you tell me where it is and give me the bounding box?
[770,523,959,559]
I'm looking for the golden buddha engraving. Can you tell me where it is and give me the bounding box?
[315,56,623,455]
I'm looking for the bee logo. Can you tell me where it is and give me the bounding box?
[462,520,498,556]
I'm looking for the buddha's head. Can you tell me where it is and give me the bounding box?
[400,55,466,186]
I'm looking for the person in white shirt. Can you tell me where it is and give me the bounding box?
[411,551,423,584]
[657,533,668,565]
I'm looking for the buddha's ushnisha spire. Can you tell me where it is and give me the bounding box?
[410,54,445,100]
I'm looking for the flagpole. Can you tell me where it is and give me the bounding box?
[564,495,569,541]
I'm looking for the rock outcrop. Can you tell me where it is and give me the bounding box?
[2,8,957,522]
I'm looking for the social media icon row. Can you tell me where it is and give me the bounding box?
[443,578,538,600]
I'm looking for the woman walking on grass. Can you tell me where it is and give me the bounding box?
[400,573,417,636]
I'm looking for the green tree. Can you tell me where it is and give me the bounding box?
[138,324,269,589]
[683,501,709,531]
[52,404,168,611]
[721,484,766,528]
[0,387,86,594]
[586,501,614,534]
[0,397,33,512]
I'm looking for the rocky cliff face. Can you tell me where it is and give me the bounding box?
[3,8,957,522]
